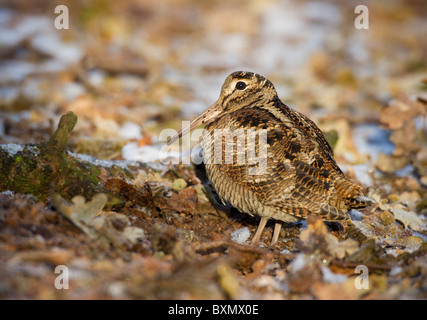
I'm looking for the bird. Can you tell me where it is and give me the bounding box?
[168,71,373,247]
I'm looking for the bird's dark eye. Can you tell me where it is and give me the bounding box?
[235,81,247,90]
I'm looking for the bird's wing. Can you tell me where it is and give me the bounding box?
[274,100,342,173]
[204,105,358,220]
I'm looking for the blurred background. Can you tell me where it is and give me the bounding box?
[0,0,426,168]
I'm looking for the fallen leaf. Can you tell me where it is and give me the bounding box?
[300,216,359,259]
[328,238,360,260]
[380,95,424,130]
[53,193,108,235]
[375,152,410,173]
[395,236,423,253]
[391,208,424,231]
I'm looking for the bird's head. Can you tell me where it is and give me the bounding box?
[168,71,278,145]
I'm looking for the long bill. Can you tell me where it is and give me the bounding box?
[167,100,222,145]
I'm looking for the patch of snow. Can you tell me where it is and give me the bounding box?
[288,253,306,273]
[231,227,251,244]
[391,208,424,231]
[88,69,106,87]
[395,165,416,178]
[118,122,142,140]
[389,266,403,276]
[61,82,86,101]
[21,79,42,100]
[122,142,163,163]
[0,11,48,47]
[0,60,36,82]
[0,10,82,84]
[121,141,194,166]
[0,143,24,155]
[352,163,374,187]
[107,282,127,299]
[31,32,83,65]
[280,248,292,254]
[414,231,427,242]
[73,150,169,173]
[119,74,143,92]
[253,1,342,74]
[384,248,400,257]
[0,87,19,102]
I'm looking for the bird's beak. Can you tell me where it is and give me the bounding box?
[167,100,222,145]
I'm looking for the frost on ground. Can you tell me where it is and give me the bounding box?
[231,227,251,244]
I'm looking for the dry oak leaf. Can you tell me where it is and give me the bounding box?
[391,208,424,232]
[52,193,108,236]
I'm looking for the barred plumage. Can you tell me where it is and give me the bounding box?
[169,71,374,246]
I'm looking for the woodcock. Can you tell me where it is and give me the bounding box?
[168,71,373,247]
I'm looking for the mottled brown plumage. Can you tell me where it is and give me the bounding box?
[169,71,373,246]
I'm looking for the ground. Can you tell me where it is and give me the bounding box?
[0,0,426,300]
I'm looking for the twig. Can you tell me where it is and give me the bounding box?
[193,240,296,260]
[331,260,393,271]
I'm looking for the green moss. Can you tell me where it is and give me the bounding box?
[324,129,339,151]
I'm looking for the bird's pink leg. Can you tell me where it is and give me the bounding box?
[270,221,282,247]
[251,216,268,245]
